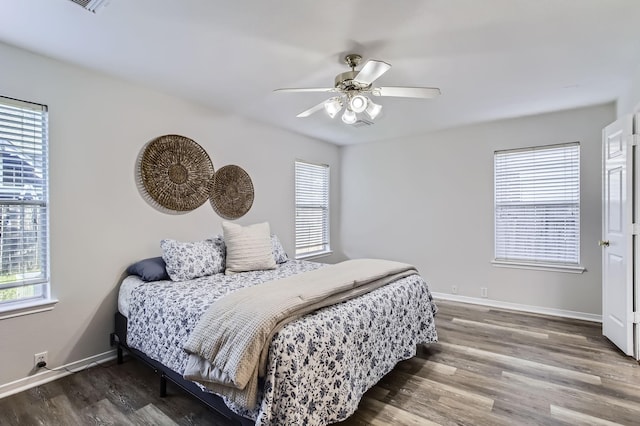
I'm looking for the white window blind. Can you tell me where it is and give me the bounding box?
[0,96,49,306]
[295,160,330,258]
[494,142,580,266]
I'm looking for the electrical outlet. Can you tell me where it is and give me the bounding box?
[451,285,458,294]
[481,287,488,298]
[34,351,48,368]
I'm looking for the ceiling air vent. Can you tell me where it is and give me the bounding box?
[68,0,110,13]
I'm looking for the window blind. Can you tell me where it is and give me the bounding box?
[494,143,580,265]
[0,96,49,305]
[295,160,330,258]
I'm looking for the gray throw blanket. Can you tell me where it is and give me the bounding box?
[183,258,417,409]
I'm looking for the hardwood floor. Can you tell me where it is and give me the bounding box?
[341,301,640,426]
[1,300,638,425]
[0,355,229,425]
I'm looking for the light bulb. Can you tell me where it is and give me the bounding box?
[349,95,367,113]
[365,99,382,120]
[324,97,343,118]
[341,108,357,124]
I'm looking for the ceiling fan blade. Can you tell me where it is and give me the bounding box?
[274,87,335,93]
[353,60,391,85]
[373,86,441,98]
[296,101,327,118]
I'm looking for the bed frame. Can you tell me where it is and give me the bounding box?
[112,312,254,425]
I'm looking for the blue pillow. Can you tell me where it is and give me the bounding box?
[126,257,170,281]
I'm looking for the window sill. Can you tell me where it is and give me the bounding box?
[296,250,333,261]
[0,298,59,320]
[492,260,585,274]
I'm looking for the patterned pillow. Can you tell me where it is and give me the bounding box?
[271,234,288,264]
[160,237,225,281]
[209,235,226,267]
[223,221,276,275]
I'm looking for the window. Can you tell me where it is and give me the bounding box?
[0,96,49,309]
[494,142,581,271]
[295,160,330,258]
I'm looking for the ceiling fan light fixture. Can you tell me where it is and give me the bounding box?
[324,97,343,119]
[349,94,368,113]
[341,108,357,125]
[365,99,382,120]
[274,54,441,126]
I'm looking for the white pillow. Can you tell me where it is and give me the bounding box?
[223,221,276,275]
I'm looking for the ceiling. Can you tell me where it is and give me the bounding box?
[1,0,640,146]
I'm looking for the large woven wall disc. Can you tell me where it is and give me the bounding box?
[136,135,214,214]
[209,165,254,220]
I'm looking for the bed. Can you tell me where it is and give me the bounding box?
[114,235,438,425]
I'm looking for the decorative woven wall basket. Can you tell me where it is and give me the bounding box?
[210,165,254,220]
[136,134,214,214]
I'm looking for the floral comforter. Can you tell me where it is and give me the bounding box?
[125,260,438,425]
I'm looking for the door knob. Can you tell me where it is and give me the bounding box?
[598,240,610,247]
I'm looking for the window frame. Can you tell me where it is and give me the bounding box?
[492,142,584,274]
[294,160,331,260]
[0,95,55,319]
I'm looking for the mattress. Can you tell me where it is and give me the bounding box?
[118,275,146,317]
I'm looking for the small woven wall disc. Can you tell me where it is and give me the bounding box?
[210,165,254,220]
[136,135,214,213]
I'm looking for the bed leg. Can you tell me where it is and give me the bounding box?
[160,374,167,397]
[110,332,124,365]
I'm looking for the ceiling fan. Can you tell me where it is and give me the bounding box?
[274,54,441,125]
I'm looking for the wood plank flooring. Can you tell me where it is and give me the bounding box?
[341,301,640,426]
[1,300,638,425]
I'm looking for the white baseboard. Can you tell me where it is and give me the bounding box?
[431,292,602,323]
[0,349,117,400]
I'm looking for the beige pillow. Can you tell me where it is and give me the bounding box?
[223,221,276,275]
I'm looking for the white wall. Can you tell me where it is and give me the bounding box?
[341,103,615,316]
[617,63,640,117]
[0,41,342,387]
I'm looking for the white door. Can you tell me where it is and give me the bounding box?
[602,115,633,356]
